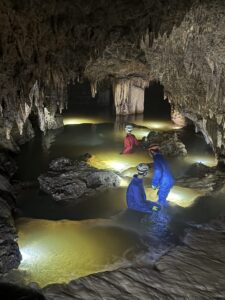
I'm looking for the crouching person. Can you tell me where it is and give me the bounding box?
[126,163,160,213]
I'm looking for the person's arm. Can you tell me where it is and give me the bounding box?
[152,157,162,188]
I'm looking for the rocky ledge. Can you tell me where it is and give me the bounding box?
[141,130,187,157]
[176,162,225,192]
[38,157,121,202]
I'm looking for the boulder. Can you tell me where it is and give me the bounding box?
[142,131,187,157]
[176,162,225,192]
[38,158,121,202]
[0,154,21,274]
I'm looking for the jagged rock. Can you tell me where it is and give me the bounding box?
[0,152,17,178]
[38,158,121,202]
[0,154,21,274]
[144,131,187,157]
[185,162,213,178]
[176,162,225,192]
[0,196,21,274]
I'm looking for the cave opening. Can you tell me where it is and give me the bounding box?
[67,80,114,115]
[144,81,171,119]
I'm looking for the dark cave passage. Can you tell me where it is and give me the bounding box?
[144,82,171,119]
[67,81,114,114]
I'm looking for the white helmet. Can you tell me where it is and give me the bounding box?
[125,124,134,133]
[137,163,149,175]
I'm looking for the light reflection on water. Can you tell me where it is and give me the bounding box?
[184,155,217,167]
[17,218,142,287]
[63,115,182,131]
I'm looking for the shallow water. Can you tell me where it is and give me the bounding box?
[17,218,143,287]
[15,110,219,287]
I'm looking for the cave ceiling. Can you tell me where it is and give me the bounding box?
[1,0,225,157]
[0,0,192,89]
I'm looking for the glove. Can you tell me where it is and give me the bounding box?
[152,185,157,190]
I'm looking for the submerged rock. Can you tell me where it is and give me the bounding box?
[38,157,121,202]
[176,162,225,192]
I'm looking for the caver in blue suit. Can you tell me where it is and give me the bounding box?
[151,151,175,206]
[126,175,155,214]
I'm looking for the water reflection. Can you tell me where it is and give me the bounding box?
[185,154,217,167]
[17,218,143,287]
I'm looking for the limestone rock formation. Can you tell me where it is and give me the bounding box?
[176,162,225,192]
[1,0,225,161]
[139,1,225,161]
[38,157,121,202]
[143,131,187,157]
[113,77,149,115]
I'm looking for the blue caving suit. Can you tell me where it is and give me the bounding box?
[126,175,154,214]
[152,151,175,205]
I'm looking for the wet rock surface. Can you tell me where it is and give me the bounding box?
[38,157,121,202]
[141,131,187,157]
[176,162,225,192]
[0,153,21,274]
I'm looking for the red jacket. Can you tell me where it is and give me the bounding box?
[122,134,139,154]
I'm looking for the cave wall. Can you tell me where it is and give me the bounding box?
[140,0,225,160]
[84,0,225,159]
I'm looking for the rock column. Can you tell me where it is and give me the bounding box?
[113,77,149,115]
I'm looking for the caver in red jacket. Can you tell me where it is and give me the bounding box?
[122,133,139,154]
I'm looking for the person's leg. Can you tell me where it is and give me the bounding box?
[157,184,172,206]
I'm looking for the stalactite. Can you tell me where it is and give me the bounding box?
[90,81,97,98]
